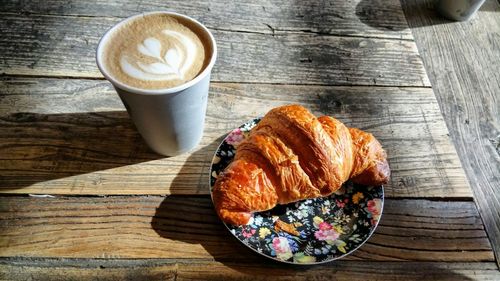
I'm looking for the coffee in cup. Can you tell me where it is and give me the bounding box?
[96,12,217,156]
[100,13,212,90]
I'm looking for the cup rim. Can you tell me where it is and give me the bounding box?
[96,11,217,95]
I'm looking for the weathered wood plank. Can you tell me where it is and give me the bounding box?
[0,15,430,86]
[0,0,413,40]
[401,0,500,267]
[1,260,500,281]
[0,197,493,261]
[0,77,470,197]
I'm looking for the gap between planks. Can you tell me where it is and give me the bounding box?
[0,0,414,41]
[0,74,432,88]
[1,260,499,281]
[0,197,493,261]
[0,14,430,86]
[0,194,477,201]
[0,11,417,42]
[400,0,500,268]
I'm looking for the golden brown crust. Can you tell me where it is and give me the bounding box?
[348,128,390,186]
[212,105,390,226]
[237,132,319,204]
[317,116,354,184]
[253,105,339,195]
[212,159,278,226]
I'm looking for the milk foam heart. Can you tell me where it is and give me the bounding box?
[102,14,210,90]
[120,30,198,81]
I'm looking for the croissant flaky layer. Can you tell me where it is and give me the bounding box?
[212,105,390,226]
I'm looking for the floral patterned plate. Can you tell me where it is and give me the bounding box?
[210,119,384,264]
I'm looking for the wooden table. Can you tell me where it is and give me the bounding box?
[0,0,499,280]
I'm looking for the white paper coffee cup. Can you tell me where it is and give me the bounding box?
[96,12,217,156]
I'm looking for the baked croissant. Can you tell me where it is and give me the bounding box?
[212,105,390,226]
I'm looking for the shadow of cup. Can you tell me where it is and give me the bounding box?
[0,110,162,190]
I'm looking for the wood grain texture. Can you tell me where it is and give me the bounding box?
[0,196,493,261]
[0,77,470,197]
[0,0,491,275]
[0,0,413,40]
[1,260,500,281]
[0,15,430,86]
[401,0,500,267]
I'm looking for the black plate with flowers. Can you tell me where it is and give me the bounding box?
[210,119,384,264]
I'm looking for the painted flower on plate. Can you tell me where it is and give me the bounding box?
[281,233,299,252]
[312,216,324,228]
[254,216,263,226]
[293,252,316,263]
[314,221,340,242]
[242,228,256,238]
[272,236,293,261]
[259,227,271,239]
[240,121,255,132]
[225,128,245,147]
[352,192,364,204]
[367,198,382,225]
[336,199,346,208]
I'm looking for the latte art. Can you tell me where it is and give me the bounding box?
[102,14,210,90]
[121,30,198,81]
